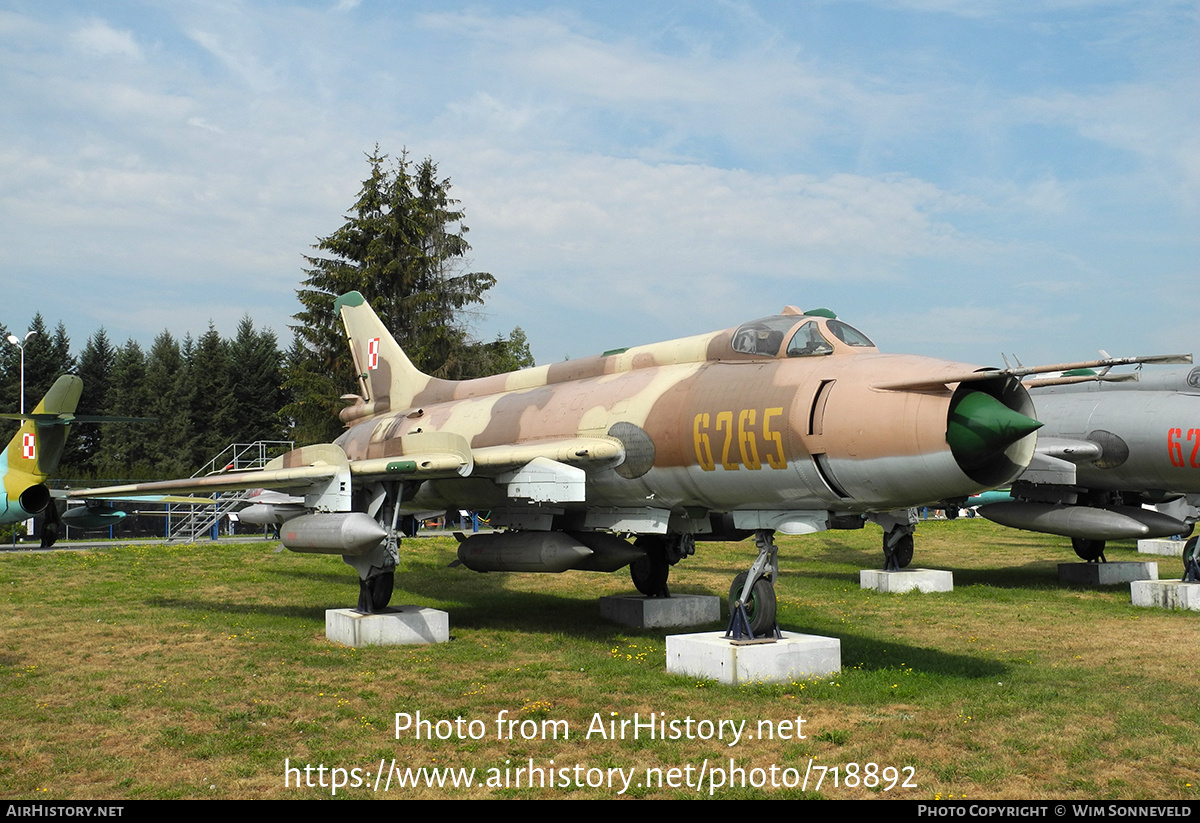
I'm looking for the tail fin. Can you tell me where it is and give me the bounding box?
[335,291,438,418]
[4,375,82,482]
[0,375,81,521]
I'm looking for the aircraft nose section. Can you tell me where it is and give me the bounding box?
[947,390,1042,470]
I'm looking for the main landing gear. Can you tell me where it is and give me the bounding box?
[344,488,407,614]
[345,541,398,614]
[629,533,695,598]
[40,502,63,549]
[1071,537,1107,563]
[1182,536,1199,583]
[726,530,781,640]
[883,527,914,571]
[873,509,917,571]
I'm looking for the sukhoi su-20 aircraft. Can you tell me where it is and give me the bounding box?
[74,293,1050,635]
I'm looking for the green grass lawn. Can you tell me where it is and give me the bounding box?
[1,519,1195,799]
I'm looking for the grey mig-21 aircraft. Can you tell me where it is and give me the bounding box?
[73,293,1047,634]
[977,363,1199,574]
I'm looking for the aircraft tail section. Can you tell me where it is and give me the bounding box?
[5,375,82,482]
[1,375,82,522]
[335,291,438,419]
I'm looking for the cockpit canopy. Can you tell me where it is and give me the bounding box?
[730,313,876,358]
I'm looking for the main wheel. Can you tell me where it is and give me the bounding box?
[884,531,914,569]
[1182,536,1199,582]
[630,537,669,596]
[729,572,777,636]
[358,571,395,613]
[1072,537,1106,562]
[371,571,394,611]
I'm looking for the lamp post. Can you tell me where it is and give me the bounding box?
[6,330,37,414]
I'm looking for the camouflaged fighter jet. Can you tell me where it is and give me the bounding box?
[977,363,1199,577]
[0,376,83,544]
[0,375,151,546]
[72,292,1048,634]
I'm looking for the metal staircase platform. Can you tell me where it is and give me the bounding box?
[166,441,292,543]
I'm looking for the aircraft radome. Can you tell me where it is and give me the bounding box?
[976,362,1199,579]
[73,293,1045,636]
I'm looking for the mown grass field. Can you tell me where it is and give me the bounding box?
[1,519,1195,800]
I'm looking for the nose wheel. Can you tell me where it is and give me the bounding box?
[728,572,776,636]
[726,530,781,641]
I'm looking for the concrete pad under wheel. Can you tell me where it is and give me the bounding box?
[859,568,953,593]
[1130,580,1200,611]
[326,606,449,647]
[1058,561,1157,586]
[1137,539,1185,557]
[666,631,840,686]
[600,594,721,629]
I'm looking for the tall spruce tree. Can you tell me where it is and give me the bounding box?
[226,316,286,448]
[144,331,192,478]
[67,328,117,474]
[285,148,529,443]
[188,324,234,468]
[95,341,150,479]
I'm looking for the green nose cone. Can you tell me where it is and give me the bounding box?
[946,391,1042,465]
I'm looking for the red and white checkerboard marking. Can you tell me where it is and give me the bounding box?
[22,432,34,460]
[368,337,380,370]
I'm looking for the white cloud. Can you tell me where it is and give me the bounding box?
[1015,82,1200,210]
[0,2,1193,368]
[70,19,142,60]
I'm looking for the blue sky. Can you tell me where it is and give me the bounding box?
[1,1,1196,369]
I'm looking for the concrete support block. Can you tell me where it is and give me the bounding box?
[1130,580,1200,611]
[1058,562,1158,586]
[326,606,449,647]
[666,631,840,686]
[1137,539,1185,557]
[600,594,721,629]
[859,568,953,593]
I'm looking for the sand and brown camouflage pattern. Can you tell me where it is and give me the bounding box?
[333,291,1039,529]
[67,292,1040,543]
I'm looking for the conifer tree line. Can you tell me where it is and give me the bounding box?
[0,148,534,481]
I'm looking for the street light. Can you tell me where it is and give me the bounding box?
[6,330,37,414]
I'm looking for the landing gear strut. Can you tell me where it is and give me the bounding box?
[726,530,780,640]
